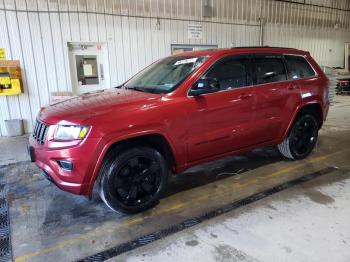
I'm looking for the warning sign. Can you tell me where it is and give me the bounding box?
[0,48,6,60]
[188,24,203,40]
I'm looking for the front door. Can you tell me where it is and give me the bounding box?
[68,43,108,95]
[186,55,256,162]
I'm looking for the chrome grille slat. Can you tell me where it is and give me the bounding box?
[39,126,45,141]
[32,120,49,145]
[37,124,42,139]
[33,122,38,137]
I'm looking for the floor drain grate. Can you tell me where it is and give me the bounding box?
[78,166,337,262]
[0,184,11,262]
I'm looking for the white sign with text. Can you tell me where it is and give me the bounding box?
[188,24,203,39]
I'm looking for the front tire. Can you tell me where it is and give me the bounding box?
[278,114,319,160]
[98,146,168,214]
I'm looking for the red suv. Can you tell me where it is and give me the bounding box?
[29,47,330,213]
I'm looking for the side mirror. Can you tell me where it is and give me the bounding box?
[189,77,220,96]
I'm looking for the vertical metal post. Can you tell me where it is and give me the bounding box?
[259,17,265,47]
[345,43,350,72]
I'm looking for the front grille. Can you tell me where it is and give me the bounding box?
[32,120,49,144]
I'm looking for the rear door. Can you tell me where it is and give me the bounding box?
[284,54,320,124]
[252,54,301,143]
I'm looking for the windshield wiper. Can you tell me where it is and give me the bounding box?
[125,86,148,92]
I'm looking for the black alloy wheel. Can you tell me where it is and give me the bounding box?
[278,114,319,160]
[99,146,168,214]
[110,156,161,207]
[290,115,318,158]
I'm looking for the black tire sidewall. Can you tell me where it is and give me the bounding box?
[288,114,319,160]
[100,147,168,214]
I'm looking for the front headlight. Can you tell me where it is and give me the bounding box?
[54,125,90,141]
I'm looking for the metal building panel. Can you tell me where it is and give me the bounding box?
[77,0,89,42]
[104,0,113,14]
[16,11,43,132]
[0,10,10,136]
[4,10,34,134]
[49,11,70,92]
[39,12,59,95]
[27,11,51,106]
[69,9,81,42]
[113,15,126,83]
[105,14,118,86]
[47,0,59,11]
[37,0,49,11]
[121,16,132,79]
[97,13,107,41]
[58,0,69,11]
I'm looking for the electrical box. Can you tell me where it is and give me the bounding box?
[203,5,213,18]
[0,60,22,96]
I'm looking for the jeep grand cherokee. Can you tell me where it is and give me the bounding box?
[29,47,330,213]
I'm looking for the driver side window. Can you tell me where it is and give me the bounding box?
[205,56,250,91]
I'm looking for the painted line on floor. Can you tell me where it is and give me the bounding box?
[14,149,348,262]
[78,166,338,261]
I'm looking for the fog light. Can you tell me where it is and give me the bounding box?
[57,160,73,171]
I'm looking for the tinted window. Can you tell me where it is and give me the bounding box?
[253,56,287,84]
[284,55,315,79]
[206,57,249,90]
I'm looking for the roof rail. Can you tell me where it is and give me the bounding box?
[231,46,297,50]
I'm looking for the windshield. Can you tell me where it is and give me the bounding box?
[124,56,209,94]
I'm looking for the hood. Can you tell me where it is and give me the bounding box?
[40,88,161,124]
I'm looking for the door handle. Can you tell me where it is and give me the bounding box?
[288,85,297,90]
[238,93,253,99]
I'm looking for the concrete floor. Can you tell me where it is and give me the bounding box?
[0,134,30,165]
[0,96,350,262]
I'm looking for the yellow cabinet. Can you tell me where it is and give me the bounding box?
[0,60,23,96]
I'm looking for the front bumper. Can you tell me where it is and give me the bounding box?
[28,135,102,195]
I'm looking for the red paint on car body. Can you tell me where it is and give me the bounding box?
[29,47,329,196]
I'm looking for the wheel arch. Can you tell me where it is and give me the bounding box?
[282,102,323,140]
[104,133,176,168]
[87,132,177,196]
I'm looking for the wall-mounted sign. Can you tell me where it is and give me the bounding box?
[188,24,203,40]
[0,48,6,60]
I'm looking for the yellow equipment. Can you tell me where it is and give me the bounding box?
[0,60,23,96]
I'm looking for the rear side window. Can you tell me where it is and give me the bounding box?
[206,56,250,90]
[284,55,316,79]
[253,55,287,84]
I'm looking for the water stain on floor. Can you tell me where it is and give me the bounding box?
[303,189,335,205]
[185,240,199,247]
[213,244,259,262]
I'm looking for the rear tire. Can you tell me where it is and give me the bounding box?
[98,146,168,214]
[278,114,319,160]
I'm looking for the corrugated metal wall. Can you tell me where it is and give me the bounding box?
[0,0,350,136]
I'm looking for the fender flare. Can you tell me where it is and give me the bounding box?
[85,130,178,195]
[281,101,324,140]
